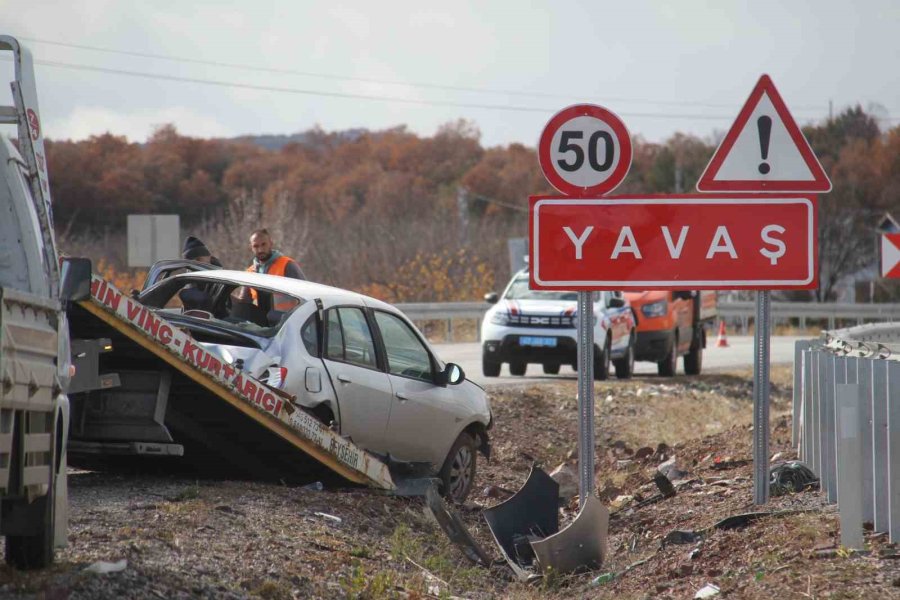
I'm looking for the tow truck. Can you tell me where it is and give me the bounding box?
[0,35,80,569]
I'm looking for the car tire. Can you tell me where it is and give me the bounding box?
[594,334,611,381]
[439,432,477,504]
[658,331,678,377]
[482,357,501,377]
[509,362,527,376]
[684,331,703,376]
[614,334,635,379]
[542,363,560,375]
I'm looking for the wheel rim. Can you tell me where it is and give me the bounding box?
[448,446,473,500]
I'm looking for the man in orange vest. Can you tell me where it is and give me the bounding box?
[245,228,306,280]
[242,228,305,313]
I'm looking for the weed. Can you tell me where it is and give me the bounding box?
[350,545,373,559]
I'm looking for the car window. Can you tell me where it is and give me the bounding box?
[325,307,377,369]
[301,315,318,356]
[505,276,577,301]
[325,310,344,358]
[373,311,432,382]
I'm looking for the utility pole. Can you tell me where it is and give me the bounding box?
[456,186,469,247]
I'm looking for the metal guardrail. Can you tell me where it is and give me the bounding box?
[396,301,900,341]
[793,324,900,549]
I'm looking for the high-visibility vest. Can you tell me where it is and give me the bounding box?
[246,256,298,312]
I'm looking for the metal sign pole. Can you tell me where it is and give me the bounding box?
[753,290,772,504]
[577,291,595,508]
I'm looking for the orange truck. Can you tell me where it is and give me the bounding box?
[623,290,717,376]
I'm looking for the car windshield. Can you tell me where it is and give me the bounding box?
[504,277,577,301]
[139,276,305,338]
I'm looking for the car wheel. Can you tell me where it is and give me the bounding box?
[482,357,501,377]
[614,333,635,379]
[439,432,477,504]
[658,331,678,377]
[684,331,703,375]
[509,362,527,376]
[542,363,560,375]
[594,334,611,381]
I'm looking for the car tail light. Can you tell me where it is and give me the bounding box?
[261,366,288,389]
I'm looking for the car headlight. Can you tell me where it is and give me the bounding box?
[641,300,668,318]
[490,312,510,325]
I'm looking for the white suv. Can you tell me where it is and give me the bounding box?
[480,269,636,379]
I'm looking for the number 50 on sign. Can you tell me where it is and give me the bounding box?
[538,104,633,197]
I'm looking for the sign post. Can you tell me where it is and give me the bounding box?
[697,74,831,504]
[535,104,632,508]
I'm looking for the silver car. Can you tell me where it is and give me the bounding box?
[139,269,492,502]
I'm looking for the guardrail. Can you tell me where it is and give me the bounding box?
[396,300,900,342]
[793,325,900,549]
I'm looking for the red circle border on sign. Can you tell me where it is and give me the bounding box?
[538,104,632,197]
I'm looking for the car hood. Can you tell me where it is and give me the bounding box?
[494,299,579,315]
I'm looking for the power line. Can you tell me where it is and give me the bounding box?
[17,35,832,112]
[16,56,828,122]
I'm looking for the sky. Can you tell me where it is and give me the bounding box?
[2,0,898,148]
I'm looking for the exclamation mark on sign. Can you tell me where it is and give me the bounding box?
[757,116,772,175]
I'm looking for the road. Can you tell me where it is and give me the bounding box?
[433,335,809,387]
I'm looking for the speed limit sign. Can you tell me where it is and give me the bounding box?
[538,104,632,196]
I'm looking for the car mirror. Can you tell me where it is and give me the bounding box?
[607,296,626,309]
[441,363,465,385]
[60,257,92,302]
[484,292,499,304]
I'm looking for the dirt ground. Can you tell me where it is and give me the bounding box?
[2,366,899,599]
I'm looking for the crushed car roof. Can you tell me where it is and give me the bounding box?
[171,269,397,312]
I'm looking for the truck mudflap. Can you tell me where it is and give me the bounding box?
[75,275,395,491]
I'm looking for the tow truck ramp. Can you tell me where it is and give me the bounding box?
[68,275,395,491]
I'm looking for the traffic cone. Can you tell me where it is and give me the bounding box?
[715,320,729,347]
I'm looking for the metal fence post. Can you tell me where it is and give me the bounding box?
[873,360,889,533]
[753,291,772,505]
[888,361,900,543]
[854,357,875,525]
[822,354,837,503]
[836,383,864,549]
[801,349,814,463]
[811,349,822,478]
[576,291,595,508]
[793,340,811,448]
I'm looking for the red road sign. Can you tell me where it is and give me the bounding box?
[529,195,818,290]
[538,104,632,196]
[696,75,831,193]
[882,233,900,279]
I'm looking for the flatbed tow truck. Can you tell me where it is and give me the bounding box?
[67,274,396,490]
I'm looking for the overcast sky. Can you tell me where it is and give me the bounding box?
[2,1,898,148]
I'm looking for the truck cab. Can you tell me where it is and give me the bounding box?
[624,290,716,376]
[0,35,77,569]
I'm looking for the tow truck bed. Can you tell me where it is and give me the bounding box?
[67,276,394,490]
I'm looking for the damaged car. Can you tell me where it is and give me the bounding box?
[71,268,492,502]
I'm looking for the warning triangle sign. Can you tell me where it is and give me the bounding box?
[882,233,900,279]
[697,74,832,193]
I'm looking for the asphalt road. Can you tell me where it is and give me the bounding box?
[433,335,809,387]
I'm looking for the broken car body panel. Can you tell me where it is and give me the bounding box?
[73,274,396,489]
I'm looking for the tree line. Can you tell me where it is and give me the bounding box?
[46,110,900,302]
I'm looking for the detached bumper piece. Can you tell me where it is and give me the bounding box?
[483,466,609,581]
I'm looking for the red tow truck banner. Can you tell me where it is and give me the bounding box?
[529,195,818,291]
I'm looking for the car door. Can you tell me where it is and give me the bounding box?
[320,306,393,454]
[372,309,457,466]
